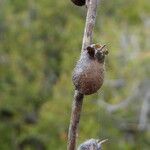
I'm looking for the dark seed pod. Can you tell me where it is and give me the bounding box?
[72,44,108,95]
[71,0,86,6]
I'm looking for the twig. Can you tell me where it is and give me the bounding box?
[82,0,98,51]
[67,1,99,150]
[138,92,150,130]
[67,91,84,150]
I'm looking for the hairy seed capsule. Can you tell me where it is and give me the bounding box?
[72,44,108,95]
[77,139,108,150]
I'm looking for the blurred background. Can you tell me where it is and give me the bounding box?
[0,0,150,150]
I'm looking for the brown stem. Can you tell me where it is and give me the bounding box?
[67,90,84,150]
[67,0,99,150]
[82,0,98,51]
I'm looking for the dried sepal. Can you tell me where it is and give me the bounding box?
[71,0,85,6]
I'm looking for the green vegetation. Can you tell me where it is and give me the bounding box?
[0,0,149,149]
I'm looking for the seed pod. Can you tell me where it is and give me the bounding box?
[71,0,86,6]
[72,44,108,95]
[77,139,108,150]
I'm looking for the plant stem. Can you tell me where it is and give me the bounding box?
[67,90,84,150]
[67,0,99,150]
[82,0,99,51]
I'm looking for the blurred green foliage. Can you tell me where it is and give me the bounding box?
[0,0,150,150]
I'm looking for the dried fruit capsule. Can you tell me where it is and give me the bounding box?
[72,44,108,95]
[71,0,86,6]
[77,139,108,150]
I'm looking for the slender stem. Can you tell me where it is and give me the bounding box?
[67,0,99,150]
[82,0,98,51]
[67,91,84,150]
